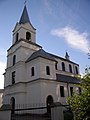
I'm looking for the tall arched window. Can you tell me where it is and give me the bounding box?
[69,64,72,73]
[60,86,65,97]
[55,63,57,70]
[26,32,31,40]
[13,55,16,66]
[12,71,15,84]
[31,67,34,76]
[62,62,65,71]
[11,97,15,114]
[46,66,50,75]
[16,33,19,42]
[75,66,78,74]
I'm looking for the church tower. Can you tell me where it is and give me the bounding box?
[13,5,36,44]
[3,5,41,105]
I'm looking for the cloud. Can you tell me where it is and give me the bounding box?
[0,62,6,89]
[51,26,90,53]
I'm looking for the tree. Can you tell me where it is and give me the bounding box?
[67,68,90,120]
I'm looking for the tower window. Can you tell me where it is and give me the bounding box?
[69,64,72,73]
[12,71,15,84]
[60,86,65,97]
[46,66,50,75]
[31,67,34,76]
[26,32,31,40]
[70,87,73,96]
[55,63,57,70]
[75,66,78,74]
[16,33,19,42]
[62,62,65,71]
[13,55,16,66]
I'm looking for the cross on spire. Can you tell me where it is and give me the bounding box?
[24,0,27,6]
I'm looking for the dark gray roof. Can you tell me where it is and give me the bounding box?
[19,5,30,24]
[26,49,56,62]
[56,74,80,84]
[49,53,79,66]
[19,5,36,30]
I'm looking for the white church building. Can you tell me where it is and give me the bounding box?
[3,5,80,109]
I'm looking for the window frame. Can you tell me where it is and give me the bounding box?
[70,87,73,96]
[60,86,65,97]
[13,55,16,66]
[46,66,50,75]
[62,62,65,71]
[26,32,31,40]
[16,33,19,42]
[69,64,72,73]
[55,63,57,70]
[75,66,78,74]
[31,67,34,76]
[12,71,15,84]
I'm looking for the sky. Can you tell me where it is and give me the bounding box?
[0,0,90,89]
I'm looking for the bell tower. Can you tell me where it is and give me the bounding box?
[5,4,41,88]
[6,5,41,69]
[13,5,36,44]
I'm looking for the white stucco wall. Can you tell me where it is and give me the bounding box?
[26,57,56,82]
[0,93,3,107]
[13,23,36,44]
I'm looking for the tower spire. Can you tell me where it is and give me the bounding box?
[19,3,30,24]
[65,51,70,60]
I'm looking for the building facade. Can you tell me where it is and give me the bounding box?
[0,89,3,107]
[3,5,80,108]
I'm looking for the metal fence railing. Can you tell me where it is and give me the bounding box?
[11,103,51,120]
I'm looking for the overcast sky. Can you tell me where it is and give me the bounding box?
[0,0,90,88]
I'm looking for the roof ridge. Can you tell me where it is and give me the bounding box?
[26,49,56,62]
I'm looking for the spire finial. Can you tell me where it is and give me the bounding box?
[65,51,70,60]
[24,0,27,6]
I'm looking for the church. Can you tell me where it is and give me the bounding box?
[3,5,80,109]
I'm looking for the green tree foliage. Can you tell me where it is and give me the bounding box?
[67,69,90,120]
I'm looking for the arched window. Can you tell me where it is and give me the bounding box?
[13,55,16,66]
[60,86,65,97]
[46,66,50,75]
[69,64,72,73]
[11,97,15,114]
[16,33,19,42]
[55,63,57,70]
[12,71,15,84]
[62,62,65,71]
[70,87,73,96]
[75,66,78,74]
[26,32,31,40]
[31,67,34,76]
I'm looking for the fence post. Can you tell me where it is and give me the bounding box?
[51,102,64,120]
